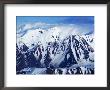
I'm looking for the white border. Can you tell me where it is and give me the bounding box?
[5,4,107,87]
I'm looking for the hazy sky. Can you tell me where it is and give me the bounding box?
[16,16,94,25]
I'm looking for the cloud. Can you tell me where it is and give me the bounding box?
[17,22,94,39]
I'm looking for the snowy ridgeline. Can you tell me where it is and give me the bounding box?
[16,26,94,75]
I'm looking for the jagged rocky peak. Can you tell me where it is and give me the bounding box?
[16,33,94,68]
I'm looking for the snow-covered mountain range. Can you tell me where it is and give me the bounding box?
[16,23,94,75]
